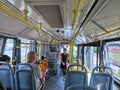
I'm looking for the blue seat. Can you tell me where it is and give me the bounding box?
[0,62,15,90]
[64,64,88,90]
[15,63,36,90]
[67,84,97,90]
[0,80,7,90]
[90,66,114,90]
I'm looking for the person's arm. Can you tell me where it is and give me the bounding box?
[37,66,42,79]
[67,54,69,62]
[60,54,65,65]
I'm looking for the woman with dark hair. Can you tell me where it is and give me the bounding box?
[0,55,11,68]
[60,48,69,80]
[0,55,10,63]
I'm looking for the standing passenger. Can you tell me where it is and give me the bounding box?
[27,51,42,90]
[60,48,69,80]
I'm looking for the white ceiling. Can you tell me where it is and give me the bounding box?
[1,0,120,44]
[82,0,120,42]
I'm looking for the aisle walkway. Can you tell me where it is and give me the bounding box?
[45,75,64,90]
[45,64,65,90]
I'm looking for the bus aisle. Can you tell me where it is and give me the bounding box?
[45,64,64,90]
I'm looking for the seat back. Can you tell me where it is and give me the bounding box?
[15,63,36,90]
[67,84,97,90]
[0,62,15,90]
[64,64,88,90]
[0,80,7,90]
[90,66,114,90]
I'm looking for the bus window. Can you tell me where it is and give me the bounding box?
[72,46,78,62]
[4,38,14,60]
[21,39,30,63]
[84,46,98,70]
[106,42,120,79]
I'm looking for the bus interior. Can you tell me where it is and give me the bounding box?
[0,0,120,90]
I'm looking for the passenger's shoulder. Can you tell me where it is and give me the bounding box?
[31,64,39,69]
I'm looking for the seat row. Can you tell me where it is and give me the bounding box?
[0,62,42,90]
[65,64,114,90]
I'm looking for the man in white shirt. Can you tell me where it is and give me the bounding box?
[20,51,42,90]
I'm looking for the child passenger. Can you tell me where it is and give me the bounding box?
[36,56,49,90]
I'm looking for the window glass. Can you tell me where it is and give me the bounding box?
[73,46,77,60]
[37,43,40,59]
[84,46,98,70]
[21,39,30,63]
[4,38,14,61]
[106,41,120,80]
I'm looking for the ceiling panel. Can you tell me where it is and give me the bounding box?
[84,22,105,36]
[34,5,63,28]
[0,12,26,34]
[92,0,120,38]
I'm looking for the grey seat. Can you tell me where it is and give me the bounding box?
[64,64,88,90]
[90,66,114,90]
[66,84,97,90]
[15,63,36,90]
[0,62,15,90]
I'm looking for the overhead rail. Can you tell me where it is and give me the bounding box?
[78,36,120,46]
[0,3,43,56]
[91,20,108,33]
[69,0,100,63]
[78,41,100,46]
[71,0,85,29]
[69,0,110,63]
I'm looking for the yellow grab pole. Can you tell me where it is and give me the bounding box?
[23,9,28,21]
[0,4,39,30]
[69,0,85,63]
[69,43,72,63]
[40,40,42,58]
[0,3,43,57]
[72,0,85,29]
[36,28,42,58]
[69,42,74,64]
[70,0,85,62]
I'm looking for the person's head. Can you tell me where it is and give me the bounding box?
[27,51,36,63]
[41,56,45,60]
[63,48,67,53]
[1,55,10,63]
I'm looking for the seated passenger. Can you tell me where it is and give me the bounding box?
[38,56,49,90]
[76,58,82,70]
[20,51,42,90]
[0,55,10,68]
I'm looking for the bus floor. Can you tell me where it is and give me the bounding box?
[45,64,64,90]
